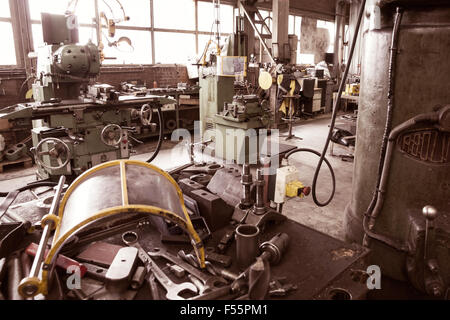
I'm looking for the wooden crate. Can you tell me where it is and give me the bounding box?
[0,155,33,173]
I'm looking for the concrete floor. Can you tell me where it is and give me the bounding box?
[0,114,354,241]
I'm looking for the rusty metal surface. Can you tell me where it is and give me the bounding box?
[91,217,369,300]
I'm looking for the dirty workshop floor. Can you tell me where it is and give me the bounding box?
[0,114,354,242]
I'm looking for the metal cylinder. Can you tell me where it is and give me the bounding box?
[7,254,23,300]
[344,1,450,282]
[240,163,253,208]
[235,224,260,270]
[254,169,266,214]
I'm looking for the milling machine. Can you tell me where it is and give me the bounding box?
[0,13,173,181]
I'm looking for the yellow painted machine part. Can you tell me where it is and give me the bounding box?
[38,159,205,295]
[286,180,305,198]
[258,71,274,90]
[279,80,296,116]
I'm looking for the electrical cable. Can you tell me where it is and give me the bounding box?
[310,0,366,207]
[0,181,58,198]
[284,148,336,204]
[145,104,164,163]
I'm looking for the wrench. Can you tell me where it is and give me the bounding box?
[122,231,197,300]
[148,247,228,292]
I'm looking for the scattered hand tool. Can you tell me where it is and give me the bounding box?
[148,247,228,293]
[122,231,197,300]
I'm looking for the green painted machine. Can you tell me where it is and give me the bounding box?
[0,13,173,180]
[199,37,271,164]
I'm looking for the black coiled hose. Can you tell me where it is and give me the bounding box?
[284,148,336,205]
[145,104,164,163]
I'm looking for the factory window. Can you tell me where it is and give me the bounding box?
[29,0,97,49]
[103,29,152,64]
[258,10,271,35]
[289,15,295,35]
[153,0,195,31]
[317,20,335,53]
[198,1,234,34]
[28,0,95,24]
[102,0,151,28]
[0,0,16,65]
[154,32,196,64]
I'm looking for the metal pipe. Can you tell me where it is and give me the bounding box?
[254,169,266,214]
[7,253,23,300]
[19,175,66,298]
[311,0,366,207]
[363,110,442,252]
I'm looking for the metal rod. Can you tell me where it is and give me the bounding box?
[21,176,65,297]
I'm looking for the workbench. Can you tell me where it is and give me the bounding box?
[65,216,370,300]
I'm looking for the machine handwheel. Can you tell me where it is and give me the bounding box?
[101,124,123,147]
[140,104,153,126]
[32,137,71,170]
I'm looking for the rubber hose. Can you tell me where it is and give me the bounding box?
[311,0,366,207]
[284,148,336,204]
[0,181,58,197]
[145,104,164,163]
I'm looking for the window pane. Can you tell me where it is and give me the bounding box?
[317,20,335,53]
[198,2,233,34]
[258,10,271,35]
[102,29,152,64]
[32,24,96,48]
[295,16,302,38]
[198,1,213,32]
[0,22,16,65]
[154,32,195,64]
[289,15,295,34]
[0,0,11,18]
[99,0,150,27]
[28,0,95,24]
[154,0,195,31]
[221,4,234,34]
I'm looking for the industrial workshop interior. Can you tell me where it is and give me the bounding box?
[0,0,449,306]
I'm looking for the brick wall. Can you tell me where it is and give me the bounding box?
[0,64,193,107]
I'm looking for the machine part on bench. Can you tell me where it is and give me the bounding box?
[232,202,286,230]
[236,224,260,270]
[240,163,254,209]
[26,160,205,298]
[130,266,147,290]
[7,253,23,300]
[206,166,245,207]
[76,242,123,268]
[167,263,186,278]
[105,247,138,293]
[254,169,266,215]
[178,250,217,276]
[148,272,160,300]
[122,231,197,300]
[178,179,204,198]
[148,247,228,292]
[259,232,290,265]
[269,277,298,297]
[188,274,209,294]
[232,233,290,293]
[204,247,232,268]
[83,262,108,281]
[189,189,234,232]
[189,174,213,186]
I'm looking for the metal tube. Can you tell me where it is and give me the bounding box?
[235,224,260,270]
[28,176,65,280]
[7,254,23,300]
[20,175,65,297]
